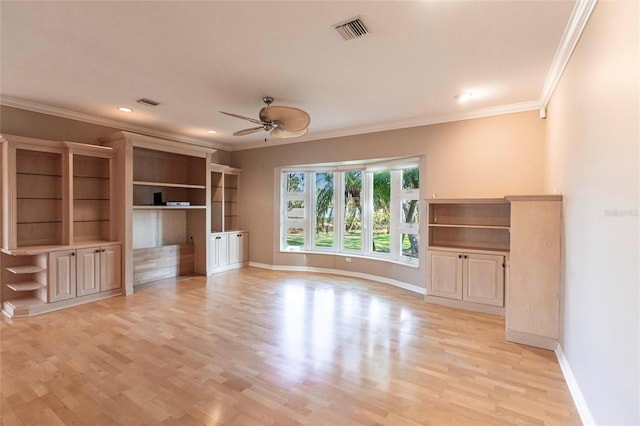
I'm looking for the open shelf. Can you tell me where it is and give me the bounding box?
[428,199,511,252]
[15,149,63,247]
[212,166,241,232]
[74,154,112,243]
[133,205,206,210]
[428,224,509,230]
[134,181,205,189]
[7,265,46,274]
[7,282,46,292]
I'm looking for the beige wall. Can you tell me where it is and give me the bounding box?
[546,1,639,424]
[0,105,232,164]
[232,110,546,288]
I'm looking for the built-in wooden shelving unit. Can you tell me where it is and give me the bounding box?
[1,134,122,318]
[100,131,216,293]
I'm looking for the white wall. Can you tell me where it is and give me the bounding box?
[546,1,639,424]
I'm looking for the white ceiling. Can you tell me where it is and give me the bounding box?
[0,1,577,151]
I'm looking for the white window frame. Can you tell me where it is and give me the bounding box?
[279,160,420,266]
[282,172,310,251]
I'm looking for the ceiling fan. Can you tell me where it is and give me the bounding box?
[220,97,310,139]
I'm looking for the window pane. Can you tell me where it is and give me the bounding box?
[402,167,419,190]
[343,171,362,250]
[402,233,419,258]
[315,172,334,248]
[286,227,305,247]
[287,200,304,219]
[402,200,419,224]
[287,172,305,192]
[372,171,391,253]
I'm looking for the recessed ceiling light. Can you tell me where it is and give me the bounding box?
[118,107,133,113]
[455,92,474,103]
[207,130,217,134]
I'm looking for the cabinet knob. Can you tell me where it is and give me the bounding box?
[216,237,221,240]
[458,254,462,258]
[464,255,468,259]
[71,252,75,256]
[95,249,100,253]
[102,249,106,252]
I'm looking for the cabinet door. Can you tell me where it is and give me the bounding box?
[76,248,100,296]
[49,250,76,302]
[209,235,219,270]
[211,234,230,269]
[218,234,230,267]
[229,233,240,264]
[239,232,249,262]
[463,253,504,306]
[100,245,121,291]
[428,250,462,300]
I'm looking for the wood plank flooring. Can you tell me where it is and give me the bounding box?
[1,267,581,425]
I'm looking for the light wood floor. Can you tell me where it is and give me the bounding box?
[1,267,580,425]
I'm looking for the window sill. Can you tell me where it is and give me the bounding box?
[279,248,420,269]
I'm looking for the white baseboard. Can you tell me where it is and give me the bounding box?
[248,262,426,295]
[555,344,596,426]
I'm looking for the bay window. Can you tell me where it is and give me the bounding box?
[280,159,420,266]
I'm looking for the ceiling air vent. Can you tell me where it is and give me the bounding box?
[137,98,160,107]
[334,18,368,41]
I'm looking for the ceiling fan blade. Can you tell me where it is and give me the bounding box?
[233,126,265,136]
[219,111,265,125]
[270,127,308,139]
[259,106,310,132]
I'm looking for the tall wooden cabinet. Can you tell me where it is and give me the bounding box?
[425,195,562,350]
[1,134,122,318]
[505,195,562,350]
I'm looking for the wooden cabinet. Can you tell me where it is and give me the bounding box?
[49,250,77,302]
[100,245,122,291]
[76,245,122,296]
[428,250,462,299]
[76,248,99,296]
[50,244,122,304]
[210,231,249,272]
[464,253,504,306]
[505,196,562,350]
[210,233,229,270]
[428,250,504,309]
[229,231,248,264]
[426,199,509,314]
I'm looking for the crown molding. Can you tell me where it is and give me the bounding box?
[1,94,542,152]
[0,95,231,151]
[539,0,598,108]
[229,100,541,151]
